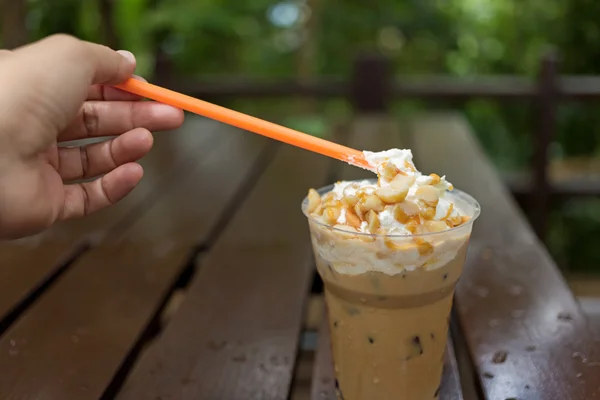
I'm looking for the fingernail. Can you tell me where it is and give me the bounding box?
[117,50,136,64]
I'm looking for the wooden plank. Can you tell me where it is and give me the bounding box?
[117,145,332,400]
[51,117,223,239]
[116,126,272,244]
[310,116,464,400]
[441,335,464,400]
[0,241,192,400]
[0,125,270,400]
[409,113,600,400]
[0,240,83,327]
[0,118,218,326]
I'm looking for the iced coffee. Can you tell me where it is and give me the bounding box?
[302,149,480,400]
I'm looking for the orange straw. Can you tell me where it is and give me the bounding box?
[114,78,374,171]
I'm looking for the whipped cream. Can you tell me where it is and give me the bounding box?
[330,149,461,235]
[305,149,477,275]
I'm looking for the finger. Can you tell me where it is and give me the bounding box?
[59,100,184,141]
[4,35,137,138]
[87,74,148,101]
[16,35,135,86]
[60,162,144,220]
[57,128,153,181]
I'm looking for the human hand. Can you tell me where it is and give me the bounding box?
[0,34,184,239]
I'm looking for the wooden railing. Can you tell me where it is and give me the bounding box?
[155,51,600,241]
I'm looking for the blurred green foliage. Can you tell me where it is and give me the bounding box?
[5,0,600,271]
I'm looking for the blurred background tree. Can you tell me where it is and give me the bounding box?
[3,0,600,273]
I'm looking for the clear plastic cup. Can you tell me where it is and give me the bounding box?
[302,179,480,400]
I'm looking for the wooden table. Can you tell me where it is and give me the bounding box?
[1,113,599,400]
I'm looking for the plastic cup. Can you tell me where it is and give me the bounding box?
[302,180,480,400]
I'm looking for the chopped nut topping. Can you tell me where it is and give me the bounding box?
[343,183,360,196]
[429,173,441,185]
[384,238,403,250]
[341,195,359,207]
[405,220,418,234]
[415,185,440,205]
[360,195,384,213]
[415,239,434,256]
[307,189,321,213]
[380,162,400,181]
[322,191,334,202]
[313,204,324,216]
[367,210,380,233]
[376,186,408,204]
[393,206,409,224]
[333,224,358,234]
[306,151,469,237]
[323,199,341,209]
[390,174,416,190]
[323,207,341,225]
[345,207,362,228]
[424,220,447,233]
[393,202,419,224]
[422,206,436,220]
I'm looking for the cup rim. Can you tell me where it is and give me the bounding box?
[301,179,481,239]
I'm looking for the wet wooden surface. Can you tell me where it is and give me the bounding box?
[0,117,270,400]
[0,121,217,328]
[117,144,331,400]
[410,113,600,400]
[0,112,590,399]
[0,239,83,324]
[0,242,193,399]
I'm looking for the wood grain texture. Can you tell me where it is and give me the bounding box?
[0,241,193,400]
[0,240,82,321]
[0,118,219,326]
[441,335,464,400]
[409,113,600,400]
[52,117,224,239]
[0,123,269,400]
[116,125,271,244]
[117,145,332,400]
